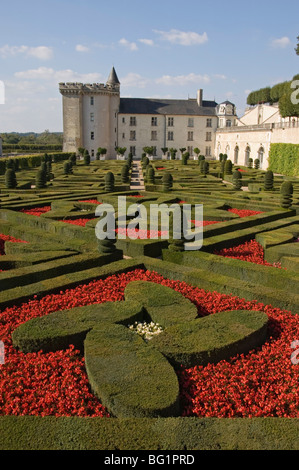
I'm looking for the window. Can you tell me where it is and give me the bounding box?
[188,146,193,156]
[188,118,194,127]
[168,117,174,127]
[122,117,125,124]
[122,133,125,139]
[153,146,157,157]
[226,120,232,128]
[130,146,136,156]
[130,116,137,126]
[167,131,174,141]
[187,131,193,141]
[206,132,212,142]
[90,97,94,106]
[90,132,94,140]
[130,130,136,141]
[205,146,211,157]
[91,149,94,157]
[151,117,158,126]
[151,130,158,141]
[90,113,94,122]
[206,118,212,128]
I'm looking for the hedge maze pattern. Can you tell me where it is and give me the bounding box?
[0,153,299,449]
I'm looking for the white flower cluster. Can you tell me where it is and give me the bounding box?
[128,321,163,342]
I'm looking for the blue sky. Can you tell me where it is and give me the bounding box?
[0,0,298,132]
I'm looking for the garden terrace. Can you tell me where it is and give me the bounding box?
[0,154,299,450]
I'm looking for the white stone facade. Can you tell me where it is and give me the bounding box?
[59,68,299,166]
[216,103,299,169]
[59,67,231,160]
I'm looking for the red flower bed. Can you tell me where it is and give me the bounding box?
[156,167,166,170]
[20,206,52,217]
[0,234,28,256]
[214,239,278,267]
[0,269,298,418]
[228,208,263,217]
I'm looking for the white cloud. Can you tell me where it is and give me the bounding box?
[120,73,149,88]
[28,46,53,60]
[153,29,208,46]
[271,36,291,48]
[139,38,154,46]
[75,44,90,53]
[14,67,103,84]
[213,74,227,80]
[119,38,138,51]
[0,45,53,60]
[156,73,210,86]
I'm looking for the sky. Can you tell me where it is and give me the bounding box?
[0,0,298,133]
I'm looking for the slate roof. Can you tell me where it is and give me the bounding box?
[119,98,218,116]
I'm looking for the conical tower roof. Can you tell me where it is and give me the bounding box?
[106,67,120,86]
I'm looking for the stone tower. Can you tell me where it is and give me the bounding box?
[59,67,120,158]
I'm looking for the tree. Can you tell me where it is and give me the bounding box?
[169,148,177,160]
[295,36,299,56]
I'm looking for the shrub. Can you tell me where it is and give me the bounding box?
[121,165,130,183]
[147,166,155,184]
[105,171,115,192]
[280,181,293,209]
[84,151,90,165]
[35,169,47,189]
[248,158,253,169]
[254,159,260,169]
[264,170,274,191]
[202,161,209,176]
[182,152,189,165]
[63,161,72,175]
[224,159,233,175]
[162,172,173,192]
[232,170,242,190]
[5,168,17,189]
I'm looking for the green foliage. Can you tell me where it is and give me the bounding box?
[182,152,189,165]
[248,158,253,169]
[264,170,274,191]
[280,181,293,209]
[162,172,173,191]
[83,150,90,165]
[121,164,130,183]
[5,168,17,189]
[105,171,115,192]
[232,170,242,190]
[63,161,72,175]
[169,148,177,160]
[224,159,233,175]
[247,87,272,106]
[147,166,155,184]
[254,159,260,169]
[268,143,299,176]
[35,169,47,189]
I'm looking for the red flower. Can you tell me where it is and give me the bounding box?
[0,269,298,418]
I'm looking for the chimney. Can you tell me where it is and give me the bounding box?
[197,89,203,107]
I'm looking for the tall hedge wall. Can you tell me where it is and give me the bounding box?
[268,143,299,176]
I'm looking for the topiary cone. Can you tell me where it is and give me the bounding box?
[105,171,115,192]
[5,168,17,189]
[280,181,293,209]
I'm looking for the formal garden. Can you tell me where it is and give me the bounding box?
[0,150,298,450]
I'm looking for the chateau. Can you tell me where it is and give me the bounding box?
[59,67,299,169]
